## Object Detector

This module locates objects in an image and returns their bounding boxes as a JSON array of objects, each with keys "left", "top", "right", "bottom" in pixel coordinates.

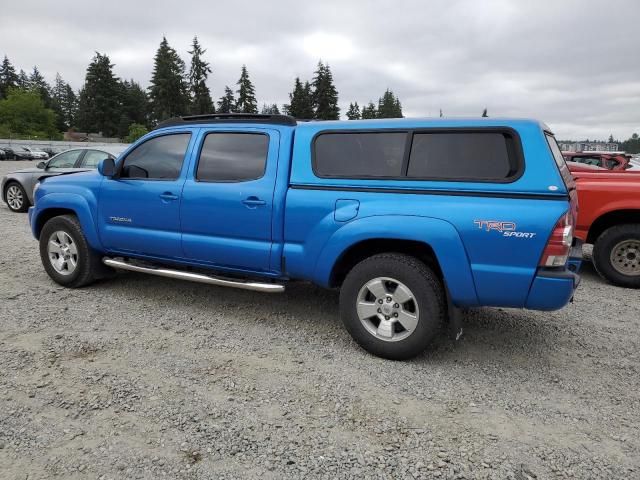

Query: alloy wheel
[
  {"left": 47, "top": 231, "right": 78, "bottom": 276},
  {"left": 356, "top": 277, "right": 420, "bottom": 342},
  {"left": 6, "top": 185, "right": 24, "bottom": 211}
]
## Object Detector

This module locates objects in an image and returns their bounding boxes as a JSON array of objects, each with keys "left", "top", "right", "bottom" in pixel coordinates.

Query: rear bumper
[{"left": 525, "top": 241, "right": 583, "bottom": 311}]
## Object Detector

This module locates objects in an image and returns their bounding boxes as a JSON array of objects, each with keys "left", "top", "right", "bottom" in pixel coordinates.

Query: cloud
[{"left": 1, "top": 0, "right": 639, "bottom": 139}]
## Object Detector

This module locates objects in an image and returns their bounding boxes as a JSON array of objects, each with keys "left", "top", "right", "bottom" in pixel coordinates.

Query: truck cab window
[
  {"left": 196, "top": 133, "right": 268, "bottom": 182},
  {"left": 120, "top": 133, "right": 191, "bottom": 179}
]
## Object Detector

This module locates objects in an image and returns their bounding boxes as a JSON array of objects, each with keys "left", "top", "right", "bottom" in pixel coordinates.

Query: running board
[{"left": 102, "top": 257, "right": 285, "bottom": 293}]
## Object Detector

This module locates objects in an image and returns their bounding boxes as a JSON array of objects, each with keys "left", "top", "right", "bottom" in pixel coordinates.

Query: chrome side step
[{"left": 102, "top": 257, "right": 285, "bottom": 293}]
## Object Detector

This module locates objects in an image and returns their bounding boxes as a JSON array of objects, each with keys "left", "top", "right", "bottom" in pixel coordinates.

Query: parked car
[
  {"left": 563, "top": 152, "right": 632, "bottom": 171},
  {"left": 2, "top": 147, "right": 16, "bottom": 160},
  {"left": 28, "top": 114, "right": 581, "bottom": 359},
  {"left": 566, "top": 161, "right": 606, "bottom": 172},
  {"left": 2, "top": 146, "right": 126, "bottom": 213},
  {"left": 0, "top": 148, "right": 7, "bottom": 160},
  {"left": 572, "top": 170, "right": 640, "bottom": 288},
  {"left": 13, "top": 146, "right": 49, "bottom": 161}
]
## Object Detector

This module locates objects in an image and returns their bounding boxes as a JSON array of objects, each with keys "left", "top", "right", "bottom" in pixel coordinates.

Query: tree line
[
  {"left": 0, "top": 36, "right": 406, "bottom": 141},
  {"left": 2, "top": 36, "right": 638, "bottom": 149}
]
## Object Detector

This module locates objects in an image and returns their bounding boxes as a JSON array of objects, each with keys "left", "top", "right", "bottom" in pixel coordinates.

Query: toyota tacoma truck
[
  {"left": 571, "top": 170, "right": 640, "bottom": 288},
  {"left": 28, "top": 114, "right": 581, "bottom": 359}
]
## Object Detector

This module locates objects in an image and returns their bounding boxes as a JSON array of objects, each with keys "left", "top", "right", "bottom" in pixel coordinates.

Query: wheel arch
[
  {"left": 32, "top": 193, "right": 102, "bottom": 251},
  {"left": 33, "top": 207, "right": 79, "bottom": 239},
  {"left": 587, "top": 209, "right": 640, "bottom": 244},
  {"left": 314, "top": 215, "right": 479, "bottom": 307},
  {"left": 329, "top": 238, "right": 443, "bottom": 287}
]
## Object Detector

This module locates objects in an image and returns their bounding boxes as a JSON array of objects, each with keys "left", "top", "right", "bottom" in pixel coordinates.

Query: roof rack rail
[{"left": 155, "top": 113, "right": 297, "bottom": 129}]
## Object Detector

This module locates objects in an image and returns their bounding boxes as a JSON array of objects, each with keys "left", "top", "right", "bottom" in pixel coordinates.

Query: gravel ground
[{"left": 1, "top": 160, "right": 639, "bottom": 480}]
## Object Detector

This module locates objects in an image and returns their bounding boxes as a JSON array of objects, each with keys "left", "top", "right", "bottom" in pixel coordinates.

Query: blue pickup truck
[{"left": 28, "top": 114, "right": 581, "bottom": 359}]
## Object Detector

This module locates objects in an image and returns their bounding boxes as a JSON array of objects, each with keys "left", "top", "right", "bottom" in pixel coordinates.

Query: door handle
[
  {"left": 242, "top": 196, "right": 267, "bottom": 208},
  {"left": 159, "top": 192, "right": 179, "bottom": 201}
]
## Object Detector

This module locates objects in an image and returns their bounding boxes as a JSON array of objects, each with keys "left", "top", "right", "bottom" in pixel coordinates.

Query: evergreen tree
[
  {"left": 149, "top": 36, "right": 190, "bottom": 123},
  {"left": 361, "top": 101, "right": 377, "bottom": 119},
  {"left": 482, "top": 108, "right": 488, "bottom": 117},
  {"left": 17, "top": 69, "right": 29, "bottom": 89},
  {"left": 608, "top": 134, "right": 614, "bottom": 143},
  {"left": 62, "top": 84, "right": 78, "bottom": 129},
  {"left": 76, "top": 52, "right": 122, "bottom": 136},
  {"left": 377, "top": 89, "right": 403, "bottom": 118},
  {"left": 217, "top": 86, "right": 235, "bottom": 113},
  {"left": 235, "top": 65, "right": 258, "bottom": 114},
  {"left": 261, "top": 103, "right": 280, "bottom": 114},
  {"left": 346, "top": 102, "right": 360, "bottom": 120},
  {"left": 188, "top": 36, "right": 214, "bottom": 115},
  {"left": 283, "top": 77, "right": 314, "bottom": 119},
  {"left": 29, "top": 66, "right": 53, "bottom": 108},
  {"left": 0, "top": 56, "right": 19, "bottom": 99},
  {"left": 51, "top": 73, "right": 69, "bottom": 131},
  {"left": 117, "top": 79, "right": 150, "bottom": 137},
  {"left": 312, "top": 61, "right": 339, "bottom": 120},
  {"left": 621, "top": 133, "right": 640, "bottom": 154}
]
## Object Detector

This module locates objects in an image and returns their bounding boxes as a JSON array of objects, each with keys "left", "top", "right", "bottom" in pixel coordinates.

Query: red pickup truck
[
  {"left": 564, "top": 152, "right": 635, "bottom": 171},
  {"left": 572, "top": 170, "right": 640, "bottom": 288}
]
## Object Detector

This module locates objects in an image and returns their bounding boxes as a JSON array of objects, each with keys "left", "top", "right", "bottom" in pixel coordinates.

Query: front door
[
  {"left": 98, "top": 132, "right": 193, "bottom": 259},
  {"left": 180, "top": 129, "right": 279, "bottom": 272}
]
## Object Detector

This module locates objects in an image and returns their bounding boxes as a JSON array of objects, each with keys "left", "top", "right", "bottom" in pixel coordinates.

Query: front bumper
[
  {"left": 525, "top": 241, "right": 583, "bottom": 311},
  {"left": 28, "top": 206, "right": 36, "bottom": 238}
]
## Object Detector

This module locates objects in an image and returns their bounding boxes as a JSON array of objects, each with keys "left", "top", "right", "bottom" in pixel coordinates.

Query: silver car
[{"left": 1, "top": 146, "right": 127, "bottom": 212}]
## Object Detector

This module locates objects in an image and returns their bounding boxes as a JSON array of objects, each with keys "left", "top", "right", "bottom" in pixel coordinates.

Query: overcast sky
[{"left": 2, "top": 0, "right": 639, "bottom": 140}]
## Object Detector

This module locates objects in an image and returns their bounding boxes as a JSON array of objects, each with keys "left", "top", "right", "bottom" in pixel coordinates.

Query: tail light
[{"left": 540, "top": 212, "right": 573, "bottom": 267}]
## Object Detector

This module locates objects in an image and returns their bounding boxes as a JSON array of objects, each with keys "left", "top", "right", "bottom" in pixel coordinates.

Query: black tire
[
  {"left": 4, "top": 181, "right": 30, "bottom": 213},
  {"left": 339, "top": 253, "right": 445, "bottom": 360},
  {"left": 39, "top": 215, "right": 107, "bottom": 288},
  {"left": 592, "top": 224, "right": 640, "bottom": 288}
]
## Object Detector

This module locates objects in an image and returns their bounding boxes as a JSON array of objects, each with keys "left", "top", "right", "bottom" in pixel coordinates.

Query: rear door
[{"left": 180, "top": 128, "right": 279, "bottom": 272}]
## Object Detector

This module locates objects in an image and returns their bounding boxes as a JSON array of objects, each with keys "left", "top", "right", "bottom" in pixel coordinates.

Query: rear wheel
[
  {"left": 4, "top": 182, "right": 29, "bottom": 213},
  {"left": 593, "top": 224, "right": 640, "bottom": 288},
  {"left": 39, "top": 215, "right": 106, "bottom": 288},
  {"left": 339, "top": 253, "right": 445, "bottom": 360}
]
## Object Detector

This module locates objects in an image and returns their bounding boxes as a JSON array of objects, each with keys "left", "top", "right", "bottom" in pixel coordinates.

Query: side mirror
[
  {"left": 36, "top": 161, "right": 46, "bottom": 169},
  {"left": 98, "top": 158, "right": 116, "bottom": 177}
]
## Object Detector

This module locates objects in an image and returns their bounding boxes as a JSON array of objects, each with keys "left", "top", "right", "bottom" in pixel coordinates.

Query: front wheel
[
  {"left": 4, "top": 182, "right": 29, "bottom": 213},
  {"left": 39, "top": 214, "right": 106, "bottom": 288},
  {"left": 593, "top": 224, "right": 640, "bottom": 288},
  {"left": 339, "top": 253, "right": 445, "bottom": 360}
]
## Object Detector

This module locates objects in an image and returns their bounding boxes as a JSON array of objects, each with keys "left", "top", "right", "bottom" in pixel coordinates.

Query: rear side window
[
  {"left": 120, "top": 133, "right": 191, "bottom": 180},
  {"left": 407, "top": 132, "right": 516, "bottom": 180},
  {"left": 197, "top": 133, "right": 268, "bottom": 182},
  {"left": 80, "top": 150, "right": 112, "bottom": 168},
  {"left": 314, "top": 132, "right": 407, "bottom": 178},
  {"left": 546, "top": 134, "right": 568, "bottom": 169}
]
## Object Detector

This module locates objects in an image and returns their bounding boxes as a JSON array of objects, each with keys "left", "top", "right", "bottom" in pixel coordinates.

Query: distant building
[
  {"left": 64, "top": 130, "right": 89, "bottom": 142},
  {"left": 558, "top": 141, "right": 620, "bottom": 152}
]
